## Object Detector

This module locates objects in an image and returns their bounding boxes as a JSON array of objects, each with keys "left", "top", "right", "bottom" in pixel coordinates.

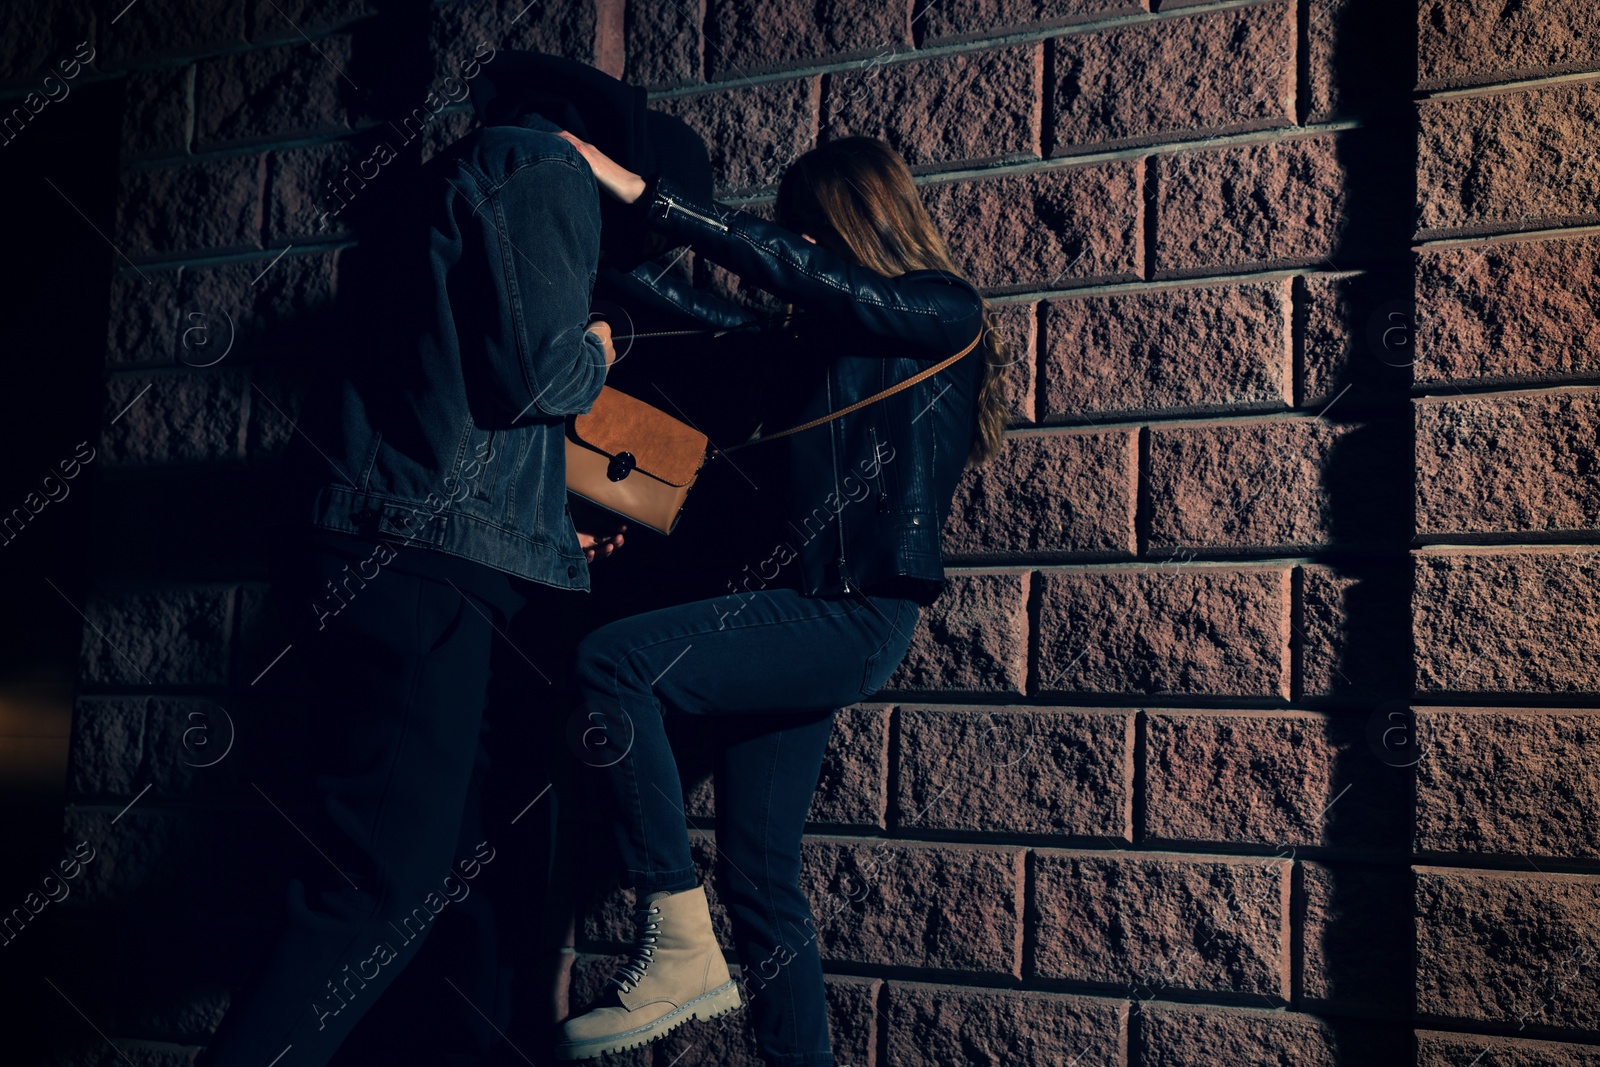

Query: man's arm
[{"left": 461, "top": 152, "right": 610, "bottom": 420}]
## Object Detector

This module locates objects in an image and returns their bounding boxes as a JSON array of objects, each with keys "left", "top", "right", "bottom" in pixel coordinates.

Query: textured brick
[
  {"left": 419, "top": 106, "right": 479, "bottom": 164},
  {"left": 1418, "top": 83, "right": 1600, "bottom": 238},
  {"left": 886, "top": 572, "right": 1029, "bottom": 694},
  {"left": 943, "top": 429, "right": 1137, "bottom": 561},
  {"left": 1139, "top": 1003, "right": 1336, "bottom": 1067},
  {"left": 987, "top": 301, "right": 1035, "bottom": 423},
  {"left": 1419, "top": 1030, "right": 1600, "bottom": 1067},
  {"left": 1413, "top": 548, "right": 1600, "bottom": 695},
  {"left": 1305, "top": 0, "right": 1415, "bottom": 125},
  {"left": 683, "top": 705, "right": 890, "bottom": 828},
  {"left": 655, "top": 77, "right": 819, "bottom": 196},
  {"left": 265, "top": 139, "right": 372, "bottom": 242},
  {"left": 1416, "top": 867, "right": 1600, "bottom": 1030},
  {"left": 1415, "top": 233, "right": 1600, "bottom": 386},
  {"left": 1042, "top": 280, "right": 1292, "bottom": 421},
  {"left": 1032, "top": 850, "right": 1291, "bottom": 997},
  {"left": 923, "top": 160, "right": 1142, "bottom": 293},
  {"left": 116, "top": 155, "right": 266, "bottom": 258},
  {"left": 246, "top": 368, "right": 312, "bottom": 460},
  {"left": 194, "top": 38, "right": 353, "bottom": 148},
  {"left": 66, "top": 696, "right": 146, "bottom": 798},
  {"left": 1418, "top": 0, "right": 1600, "bottom": 90},
  {"left": 916, "top": 0, "right": 1139, "bottom": 45},
  {"left": 1155, "top": 135, "right": 1350, "bottom": 277},
  {"left": 1145, "top": 711, "right": 1406, "bottom": 848},
  {"left": 429, "top": 0, "right": 610, "bottom": 82},
  {"left": 1146, "top": 416, "right": 1408, "bottom": 553},
  {"left": 1416, "top": 388, "right": 1600, "bottom": 538},
  {"left": 1036, "top": 567, "right": 1291, "bottom": 698},
  {"left": 655, "top": 974, "right": 879, "bottom": 1067},
  {"left": 121, "top": 65, "right": 192, "bottom": 160},
  {"left": 178, "top": 249, "right": 340, "bottom": 365},
  {"left": 886, "top": 982, "right": 1127, "bottom": 1066},
  {"left": 806, "top": 837, "right": 1025, "bottom": 975},
  {"left": 811, "top": 705, "right": 890, "bottom": 828},
  {"left": 1297, "top": 269, "right": 1414, "bottom": 408},
  {"left": 708, "top": 0, "right": 910, "bottom": 78},
  {"left": 77, "top": 586, "right": 234, "bottom": 688},
  {"left": 20, "top": 1039, "right": 201, "bottom": 1067},
  {"left": 826, "top": 43, "right": 1041, "bottom": 171},
  {"left": 1296, "top": 563, "right": 1411, "bottom": 700},
  {"left": 68, "top": 696, "right": 245, "bottom": 801},
  {"left": 0, "top": 0, "right": 89, "bottom": 88},
  {"left": 894, "top": 706, "right": 1134, "bottom": 837},
  {"left": 1051, "top": 1, "right": 1293, "bottom": 154},
  {"left": 623, "top": 0, "right": 701, "bottom": 88},
  {"left": 1416, "top": 708, "right": 1600, "bottom": 860},
  {"left": 100, "top": 371, "right": 247, "bottom": 467},
  {"left": 106, "top": 267, "right": 183, "bottom": 367},
  {"left": 97, "top": 0, "right": 247, "bottom": 66},
  {"left": 249, "top": 0, "right": 372, "bottom": 40},
  {"left": 1302, "top": 863, "right": 1411, "bottom": 1011}
]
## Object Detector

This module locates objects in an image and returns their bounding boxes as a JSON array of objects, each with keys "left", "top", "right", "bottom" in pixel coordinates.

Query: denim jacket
[{"left": 300, "top": 117, "right": 609, "bottom": 590}]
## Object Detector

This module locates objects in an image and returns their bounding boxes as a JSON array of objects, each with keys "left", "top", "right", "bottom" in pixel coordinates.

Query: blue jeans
[{"left": 574, "top": 588, "right": 920, "bottom": 1067}]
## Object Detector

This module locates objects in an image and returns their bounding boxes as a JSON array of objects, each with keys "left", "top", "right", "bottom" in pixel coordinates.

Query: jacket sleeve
[
  {"left": 465, "top": 154, "right": 609, "bottom": 420},
  {"left": 640, "top": 175, "right": 985, "bottom": 360},
  {"left": 598, "top": 255, "right": 762, "bottom": 332}
]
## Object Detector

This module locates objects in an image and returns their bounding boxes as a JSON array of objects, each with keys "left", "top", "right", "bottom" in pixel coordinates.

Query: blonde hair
[{"left": 775, "top": 137, "right": 1008, "bottom": 465}]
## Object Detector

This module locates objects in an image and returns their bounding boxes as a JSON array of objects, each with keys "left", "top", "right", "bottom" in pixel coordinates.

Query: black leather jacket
[{"left": 630, "top": 175, "right": 987, "bottom": 605}]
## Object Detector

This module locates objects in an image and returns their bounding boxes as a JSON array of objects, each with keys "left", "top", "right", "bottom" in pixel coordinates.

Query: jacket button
[{"left": 568, "top": 565, "right": 578, "bottom": 578}]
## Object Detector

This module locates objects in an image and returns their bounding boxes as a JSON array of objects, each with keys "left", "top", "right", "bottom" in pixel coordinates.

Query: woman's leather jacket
[{"left": 627, "top": 175, "right": 988, "bottom": 605}]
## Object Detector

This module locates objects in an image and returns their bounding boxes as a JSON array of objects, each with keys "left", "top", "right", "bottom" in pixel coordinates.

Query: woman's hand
[{"left": 556, "top": 130, "right": 646, "bottom": 204}]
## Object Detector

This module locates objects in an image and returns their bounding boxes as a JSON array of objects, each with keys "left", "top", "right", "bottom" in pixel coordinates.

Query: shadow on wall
[
  {"left": 1313, "top": 0, "right": 1418, "bottom": 1060},
  {"left": 0, "top": 73, "right": 121, "bottom": 1067}
]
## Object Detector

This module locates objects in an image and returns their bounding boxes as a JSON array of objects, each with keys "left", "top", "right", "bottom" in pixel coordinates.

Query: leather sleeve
[
  {"left": 598, "top": 256, "right": 762, "bottom": 332},
  {"left": 641, "top": 175, "right": 985, "bottom": 360}
]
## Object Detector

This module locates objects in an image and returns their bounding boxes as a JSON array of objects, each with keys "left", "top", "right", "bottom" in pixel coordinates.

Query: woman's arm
[
  {"left": 598, "top": 256, "right": 762, "bottom": 333},
  {"left": 559, "top": 132, "right": 984, "bottom": 360}
]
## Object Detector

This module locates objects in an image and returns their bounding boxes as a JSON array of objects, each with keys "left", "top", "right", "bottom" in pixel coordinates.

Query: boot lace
[{"left": 608, "top": 903, "right": 663, "bottom": 994}]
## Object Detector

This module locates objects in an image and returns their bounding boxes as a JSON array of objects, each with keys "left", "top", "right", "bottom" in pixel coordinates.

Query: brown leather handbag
[
  {"left": 566, "top": 328, "right": 983, "bottom": 535},
  {"left": 566, "top": 385, "right": 709, "bottom": 535}
]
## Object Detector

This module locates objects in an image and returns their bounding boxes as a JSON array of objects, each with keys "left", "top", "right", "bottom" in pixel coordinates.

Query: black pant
[{"left": 203, "top": 544, "right": 554, "bottom": 1067}]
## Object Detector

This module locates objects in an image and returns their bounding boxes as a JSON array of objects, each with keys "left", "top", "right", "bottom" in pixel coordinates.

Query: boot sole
[{"left": 554, "top": 980, "right": 742, "bottom": 1060}]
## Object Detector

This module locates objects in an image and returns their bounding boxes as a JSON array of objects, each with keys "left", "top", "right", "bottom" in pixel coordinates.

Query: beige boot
[{"left": 555, "top": 885, "right": 740, "bottom": 1060}]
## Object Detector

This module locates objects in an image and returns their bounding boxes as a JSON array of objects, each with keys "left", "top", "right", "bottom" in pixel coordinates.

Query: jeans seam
[
  {"left": 606, "top": 647, "right": 655, "bottom": 889},
  {"left": 597, "top": 592, "right": 868, "bottom": 668}
]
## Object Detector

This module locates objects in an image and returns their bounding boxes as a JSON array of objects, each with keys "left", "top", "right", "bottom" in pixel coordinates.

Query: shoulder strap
[{"left": 717, "top": 328, "right": 985, "bottom": 457}]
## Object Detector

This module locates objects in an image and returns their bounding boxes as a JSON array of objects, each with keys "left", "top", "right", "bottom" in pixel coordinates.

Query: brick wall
[{"left": 12, "top": 0, "right": 1599, "bottom": 1063}]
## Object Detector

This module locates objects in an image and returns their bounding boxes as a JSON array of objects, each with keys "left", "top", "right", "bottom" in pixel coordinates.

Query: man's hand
[
  {"left": 556, "top": 130, "right": 647, "bottom": 205},
  {"left": 577, "top": 527, "right": 625, "bottom": 563},
  {"left": 585, "top": 319, "right": 618, "bottom": 367}
]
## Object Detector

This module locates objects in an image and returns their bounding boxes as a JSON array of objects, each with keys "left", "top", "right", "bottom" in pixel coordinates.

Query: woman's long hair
[{"left": 775, "top": 137, "right": 1008, "bottom": 466}]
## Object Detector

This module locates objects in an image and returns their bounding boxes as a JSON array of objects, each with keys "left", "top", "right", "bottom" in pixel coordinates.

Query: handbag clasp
[{"left": 606, "top": 451, "right": 636, "bottom": 481}]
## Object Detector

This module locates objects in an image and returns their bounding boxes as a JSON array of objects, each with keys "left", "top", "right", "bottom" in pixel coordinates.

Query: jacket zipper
[
  {"left": 660, "top": 192, "right": 728, "bottom": 233},
  {"left": 869, "top": 425, "right": 889, "bottom": 514},
  {"left": 827, "top": 369, "right": 853, "bottom": 594}
]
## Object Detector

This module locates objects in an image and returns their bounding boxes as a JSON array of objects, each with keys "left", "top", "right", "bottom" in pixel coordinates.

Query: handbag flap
[{"left": 569, "top": 386, "right": 708, "bottom": 488}]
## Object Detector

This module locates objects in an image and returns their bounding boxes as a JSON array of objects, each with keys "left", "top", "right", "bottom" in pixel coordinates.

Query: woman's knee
[{"left": 574, "top": 623, "right": 635, "bottom": 695}]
